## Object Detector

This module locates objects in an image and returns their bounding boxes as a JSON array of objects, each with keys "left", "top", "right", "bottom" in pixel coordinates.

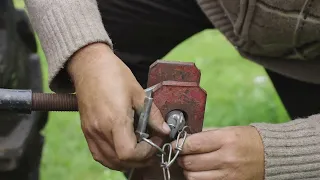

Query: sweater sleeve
[
  {"left": 24, "top": 0, "right": 113, "bottom": 93},
  {"left": 250, "top": 115, "right": 320, "bottom": 180}
]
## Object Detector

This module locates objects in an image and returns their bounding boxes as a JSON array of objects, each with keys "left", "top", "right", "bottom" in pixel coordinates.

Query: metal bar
[
  {"left": 0, "top": 88, "right": 78, "bottom": 113},
  {"left": 0, "top": 88, "right": 32, "bottom": 114},
  {"left": 135, "top": 88, "right": 153, "bottom": 142},
  {"left": 32, "top": 93, "right": 78, "bottom": 111}
]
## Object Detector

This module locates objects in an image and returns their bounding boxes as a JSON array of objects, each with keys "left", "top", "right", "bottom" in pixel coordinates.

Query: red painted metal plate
[
  {"left": 147, "top": 60, "right": 201, "bottom": 87},
  {"left": 131, "top": 60, "right": 207, "bottom": 180},
  {"left": 152, "top": 81, "right": 207, "bottom": 134},
  {"left": 131, "top": 81, "right": 207, "bottom": 180}
]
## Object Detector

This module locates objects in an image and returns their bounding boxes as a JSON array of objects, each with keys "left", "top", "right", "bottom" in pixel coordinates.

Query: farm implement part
[{"left": 0, "top": 60, "right": 207, "bottom": 180}]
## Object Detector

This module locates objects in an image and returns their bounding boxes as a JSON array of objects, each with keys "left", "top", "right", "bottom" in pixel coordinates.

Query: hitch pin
[{"left": 135, "top": 88, "right": 153, "bottom": 142}]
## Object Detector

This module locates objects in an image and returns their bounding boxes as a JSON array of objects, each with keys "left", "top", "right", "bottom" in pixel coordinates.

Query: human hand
[
  {"left": 67, "top": 43, "right": 171, "bottom": 170},
  {"left": 172, "top": 126, "right": 264, "bottom": 180}
]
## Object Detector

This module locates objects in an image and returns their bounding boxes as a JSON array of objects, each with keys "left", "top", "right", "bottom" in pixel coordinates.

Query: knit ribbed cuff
[
  {"left": 251, "top": 115, "right": 320, "bottom": 180},
  {"left": 26, "top": 0, "right": 112, "bottom": 93}
]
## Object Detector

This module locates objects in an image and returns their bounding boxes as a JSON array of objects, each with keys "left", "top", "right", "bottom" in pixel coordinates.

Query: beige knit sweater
[{"left": 24, "top": 0, "right": 320, "bottom": 179}]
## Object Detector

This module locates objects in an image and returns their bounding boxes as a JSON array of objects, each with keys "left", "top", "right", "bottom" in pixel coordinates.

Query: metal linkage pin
[
  {"left": 135, "top": 88, "right": 153, "bottom": 142},
  {"left": 166, "top": 110, "right": 186, "bottom": 139},
  {"left": 134, "top": 87, "right": 166, "bottom": 155}
]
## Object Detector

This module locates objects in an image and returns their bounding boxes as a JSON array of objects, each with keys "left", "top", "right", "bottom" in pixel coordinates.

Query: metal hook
[
  {"left": 165, "top": 126, "right": 189, "bottom": 168},
  {"left": 162, "top": 166, "right": 171, "bottom": 180},
  {"left": 161, "top": 143, "right": 173, "bottom": 180},
  {"left": 161, "top": 143, "right": 172, "bottom": 167},
  {"left": 175, "top": 126, "right": 189, "bottom": 151}
]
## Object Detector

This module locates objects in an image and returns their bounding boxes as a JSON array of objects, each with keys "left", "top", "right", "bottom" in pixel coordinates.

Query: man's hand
[
  {"left": 172, "top": 126, "right": 265, "bottom": 180},
  {"left": 67, "top": 43, "right": 171, "bottom": 170}
]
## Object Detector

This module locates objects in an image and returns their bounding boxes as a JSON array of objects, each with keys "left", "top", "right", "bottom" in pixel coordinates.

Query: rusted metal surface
[
  {"left": 130, "top": 82, "right": 207, "bottom": 180},
  {"left": 152, "top": 81, "right": 206, "bottom": 134},
  {"left": 0, "top": 89, "right": 78, "bottom": 113},
  {"left": 32, "top": 93, "right": 78, "bottom": 112},
  {"left": 147, "top": 60, "right": 201, "bottom": 87},
  {"left": 131, "top": 60, "right": 207, "bottom": 180}
]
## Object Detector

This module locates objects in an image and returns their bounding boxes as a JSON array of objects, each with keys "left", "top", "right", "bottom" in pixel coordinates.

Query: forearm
[
  {"left": 24, "top": 0, "right": 113, "bottom": 93},
  {"left": 251, "top": 115, "right": 320, "bottom": 180}
]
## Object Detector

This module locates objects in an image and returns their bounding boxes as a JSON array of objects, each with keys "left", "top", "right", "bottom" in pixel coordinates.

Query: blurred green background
[{"left": 14, "top": 0, "right": 289, "bottom": 179}]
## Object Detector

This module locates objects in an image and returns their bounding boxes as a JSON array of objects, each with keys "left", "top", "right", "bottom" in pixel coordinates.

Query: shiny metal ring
[{"left": 142, "top": 137, "right": 166, "bottom": 155}]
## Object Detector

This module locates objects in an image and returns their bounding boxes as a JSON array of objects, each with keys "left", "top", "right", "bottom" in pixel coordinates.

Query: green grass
[{"left": 14, "top": 0, "right": 289, "bottom": 179}]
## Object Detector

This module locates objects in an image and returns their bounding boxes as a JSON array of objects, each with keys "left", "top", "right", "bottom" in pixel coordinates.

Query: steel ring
[{"left": 142, "top": 137, "right": 166, "bottom": 155}]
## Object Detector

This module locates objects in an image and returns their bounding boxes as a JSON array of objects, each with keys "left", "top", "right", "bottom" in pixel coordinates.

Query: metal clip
[
  {"left": 161, "top": 144, "right": 173, "bottom": 180},
  {"left": 160, "top": 126, "right": 189, "bottom": 180},
  {"left": 165, "top": 126, "right": 188, "bottom": 168},
  {"left": 175, "top": 126, "right": 189, "bottom": 152}
]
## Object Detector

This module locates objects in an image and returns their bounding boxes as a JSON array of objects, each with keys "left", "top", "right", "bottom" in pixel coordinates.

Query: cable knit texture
[
  {"left": 251, "top": 115, "right": 320, "bottom": 179},
  {"left": 24, "top": 0, "right": 113, "bottom": 93},
  {"left": 196, "top": 0, "right": 320, "bottom": 85}
]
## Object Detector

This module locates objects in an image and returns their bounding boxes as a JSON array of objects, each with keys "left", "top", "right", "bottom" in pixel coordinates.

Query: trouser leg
[
  {"left": 98, "top": 0, "right": 213, "bottom": 88},
  {"left": 266, "top": 69, "right": 320, "bottom": 119}
]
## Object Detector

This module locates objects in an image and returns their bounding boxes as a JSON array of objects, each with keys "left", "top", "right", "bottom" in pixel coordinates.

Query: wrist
[{"left": 67, "top": 43, "right": 114, "bottom": 82}]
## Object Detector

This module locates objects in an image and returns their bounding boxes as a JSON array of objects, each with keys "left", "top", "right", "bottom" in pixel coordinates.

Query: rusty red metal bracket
[{"left": 130, "top": 60, "right": 207, "bottom": 180}]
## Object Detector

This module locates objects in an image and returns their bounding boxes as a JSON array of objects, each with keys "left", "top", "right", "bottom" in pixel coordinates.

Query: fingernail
[{"left": 162, "top": 122, "right": 171, "bottom": 134}]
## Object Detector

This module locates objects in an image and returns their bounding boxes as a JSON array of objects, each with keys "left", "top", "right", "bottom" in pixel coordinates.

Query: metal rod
[
  {"left": 32, "top": 93, "right": 78, "bottom": 111},
  {"left": 135, "top": 88, "right": 153, "bottom": 142},
  {"left": 0, "top": 88, "right": 78, "bottom": 113},
  {"left": 0, "top": 89, "right": 32, "bottom": 114}
]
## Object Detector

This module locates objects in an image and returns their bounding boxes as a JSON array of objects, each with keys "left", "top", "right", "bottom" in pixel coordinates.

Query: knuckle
[
  {"left": 82, "top": 126, "right": 94, "bottom": 136},
  {"left": 223, "top": 132, "right": 237, "bottom": 145},
  {"left": 91, "top": 152, "right": 103, "bottom": 164},
  {"left": 93, "top": 155, "right": 101, "bottom": 163},
  {"left": 92, "top": 154, "right": 123, "bottom": 171},
  {"left": 92, "top": 153, "right": 98, "bottom": 160},
  {"left": 82, "top": 121, "right": 102, "bottom": 135},
  {"left": 117, "top": 154, "right": 128, "bottom": 161},
  {"left": 103, "top": 162, "right": 123, "bottom": 171},
  {"left": 180, "top": 157, "right": 193, "bottom": 170},
  {"left": 117, "top": 149, "right": 134, "bottom": 161},
  {"left": 185, "top": 140, "right": 201, "bottom": 153},
  {"left": 223, "top": 154, "right": 238, "bottom": 166},
  {"left": 92, "top": 119, "right": 102, "bottom": 132}
]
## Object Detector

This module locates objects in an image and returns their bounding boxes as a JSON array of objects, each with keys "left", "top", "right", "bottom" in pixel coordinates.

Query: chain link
[
  {"left": 161, "top": 144, "right": 173, "bottom": 180},
  {"left": 160, "top": 126, "right": 189, "bottom": 180},
  {"left": 128, "top": 126, "right": 189, "bottom": 180}
]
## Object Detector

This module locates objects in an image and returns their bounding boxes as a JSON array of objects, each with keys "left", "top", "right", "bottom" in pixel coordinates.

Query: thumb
[
  {"left": 149, "top": 103, "right": 171, "bottom": 134},
  {"left": 133, "top": 88, "right": 171, "bottom": 135}
]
